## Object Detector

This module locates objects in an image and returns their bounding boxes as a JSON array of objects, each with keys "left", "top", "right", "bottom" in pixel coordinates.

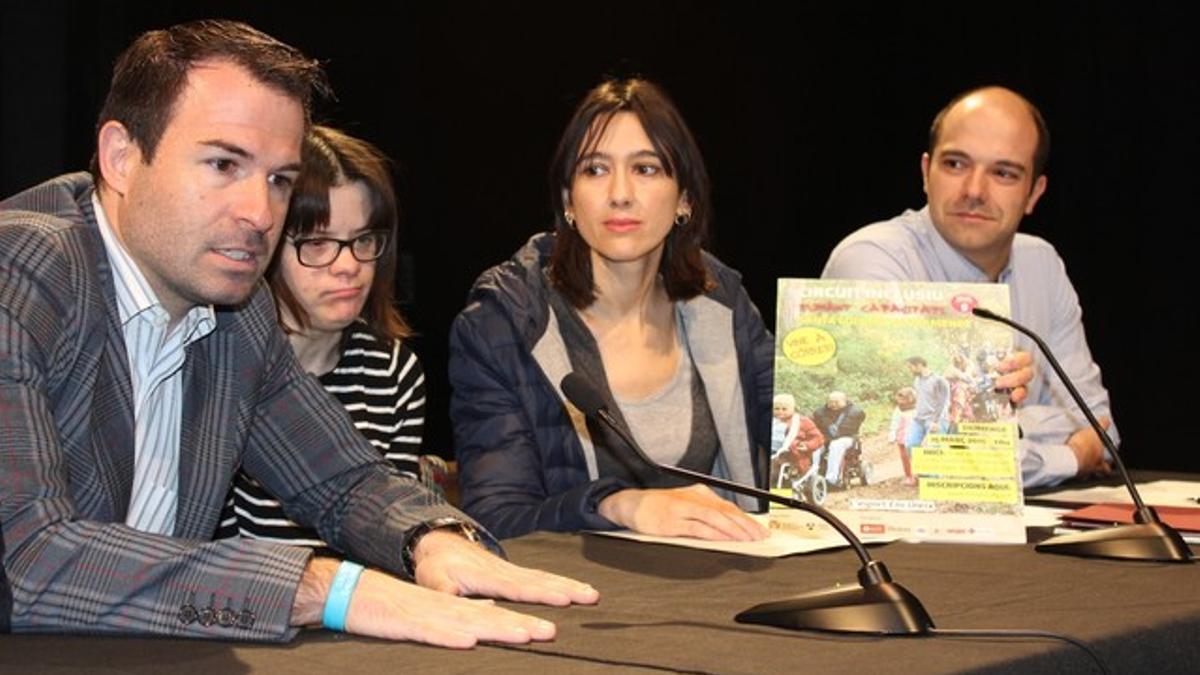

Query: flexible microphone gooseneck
[
  {"left": 560, "top": 372, "right": 935, "bottom": 634},
  {"left": 971, "top": 307, "right": 1192, "bottom": 562}
]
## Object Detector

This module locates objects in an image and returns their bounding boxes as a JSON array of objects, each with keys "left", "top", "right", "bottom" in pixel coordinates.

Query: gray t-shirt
[
  {"left": 548, "top": 290, "right": 720, "bottom": 486},
  {"left": 615, "top": 339, "right": 720, "bottom": 472}
]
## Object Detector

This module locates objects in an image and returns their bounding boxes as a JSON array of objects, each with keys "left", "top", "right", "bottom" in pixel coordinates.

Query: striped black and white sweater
[{"left": 215, "top": 323, "right": 425, "bottom": 548}]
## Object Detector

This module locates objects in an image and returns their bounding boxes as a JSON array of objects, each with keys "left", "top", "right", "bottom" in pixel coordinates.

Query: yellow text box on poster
[
  {"left": 919, "top": 478, "right": 1019, "bottom": 504},
  {"left": 920, "top": 434, "right": 979, "bottom": 447},
  {"left": 922, "top": 433, "right": 1015, "bottom": 451},
  {"left": 911, "top": 446, "right": 1016, "bottom": 478},
  {"left": 956, "top": 422, "right": 1018, "bottom": 439}
]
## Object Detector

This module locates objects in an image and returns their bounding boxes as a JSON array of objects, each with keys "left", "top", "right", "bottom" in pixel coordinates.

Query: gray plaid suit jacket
[{"left": 0, "top": 173, "right": 473, "bottom": 640}]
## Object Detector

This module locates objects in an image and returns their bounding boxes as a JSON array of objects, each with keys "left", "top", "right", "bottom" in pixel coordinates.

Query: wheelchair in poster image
[{"left": 773, "top": 438, "right": 873, "bottom": 505}]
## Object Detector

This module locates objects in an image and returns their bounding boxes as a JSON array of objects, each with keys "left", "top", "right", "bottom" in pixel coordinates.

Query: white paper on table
[
  {"left": 1032, "top": 480, "right": 1200, "bottom": 508},
  {"left": 590, "top": 513, "right": 898, "bottom": 558},
  {"left": 1021, "top": 504, "right": 1070, "bottom": 528}
]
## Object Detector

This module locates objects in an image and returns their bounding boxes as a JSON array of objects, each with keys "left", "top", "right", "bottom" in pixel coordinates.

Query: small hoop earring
[{"left": 674, "top": 213, "right": 690, "bottom": 228}]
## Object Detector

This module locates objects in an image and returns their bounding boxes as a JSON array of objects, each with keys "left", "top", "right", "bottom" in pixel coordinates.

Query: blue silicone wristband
[{"left": 321, "top": 561, "right": 365, "bottom": 632}]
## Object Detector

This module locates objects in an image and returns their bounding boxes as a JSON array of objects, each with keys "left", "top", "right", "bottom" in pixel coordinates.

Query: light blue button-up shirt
[
  {"left": 822, "top": 206, "right": 1117, "bottom": 489},
  {"left": 93, "top": 194, "right": 217, "bottom": 534}
]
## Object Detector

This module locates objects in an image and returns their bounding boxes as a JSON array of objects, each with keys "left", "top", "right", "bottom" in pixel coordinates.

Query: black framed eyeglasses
[{"left": 289, "top": 231, "right": 389, "bottom": 268}]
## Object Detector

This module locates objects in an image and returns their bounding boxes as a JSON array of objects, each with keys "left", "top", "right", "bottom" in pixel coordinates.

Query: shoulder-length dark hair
[
  {"left": 548, "top": 78, "right": 714, "bottom": 308},
  {"left": 270, "top": 125, "right": 411, "bottom": 340}
]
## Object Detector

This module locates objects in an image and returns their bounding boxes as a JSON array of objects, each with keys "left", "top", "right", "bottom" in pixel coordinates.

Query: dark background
[{"left": 3, "top": 2, "right": 1195, "bottom": 472}]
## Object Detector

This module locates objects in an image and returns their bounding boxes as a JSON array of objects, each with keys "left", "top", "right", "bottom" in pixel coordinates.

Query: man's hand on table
[{"left": 291, "top": 531, "right": 599, "bottom": 649}]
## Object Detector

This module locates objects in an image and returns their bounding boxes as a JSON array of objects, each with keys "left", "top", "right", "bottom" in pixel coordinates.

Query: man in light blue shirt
[{"left": 822, "top": 86, "right": 1115, "bottom": 489}]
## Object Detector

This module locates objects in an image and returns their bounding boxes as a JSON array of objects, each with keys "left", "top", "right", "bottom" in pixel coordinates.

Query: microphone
[
  {"left": 560, "top": 372, "right": 934, "bottom": 635},
  {"left": 971, "top": 307, "right": 1192, "bottom": 562}
]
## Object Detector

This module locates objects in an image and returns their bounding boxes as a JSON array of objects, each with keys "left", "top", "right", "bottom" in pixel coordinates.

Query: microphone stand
[
  {"left": 972, "top": 307, "right": 1192, "bottom": 562},
  {"left": 561, "top": 373, "right": 935, "bottom": 635}
]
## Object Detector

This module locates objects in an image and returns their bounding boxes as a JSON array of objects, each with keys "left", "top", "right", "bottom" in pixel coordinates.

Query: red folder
[{"left": 1060, "top": 503, "right": 1200, "bottom": 534}]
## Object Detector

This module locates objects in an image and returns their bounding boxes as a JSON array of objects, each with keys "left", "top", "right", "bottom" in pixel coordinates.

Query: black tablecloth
[{"left": 3, "top": 529, "right": 1198, "bottom": 674}]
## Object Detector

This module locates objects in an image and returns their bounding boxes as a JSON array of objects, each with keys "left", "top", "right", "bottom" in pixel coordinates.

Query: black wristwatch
[{"left": 401, "top": 517, "right": 482, "bottom": 577}]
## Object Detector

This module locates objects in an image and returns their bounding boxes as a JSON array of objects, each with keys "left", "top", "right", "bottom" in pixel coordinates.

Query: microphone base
[
  {"left": 735, "top": 581, "right": 934, "bottom": 635},
  {"left": 1036, "top": 522, "right": 1193, "bottom": 562}
]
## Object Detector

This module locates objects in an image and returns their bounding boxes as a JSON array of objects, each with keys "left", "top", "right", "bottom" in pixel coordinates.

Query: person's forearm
[
  {"left": 290, "top": 557, "right": 339, "bottom": 626},
  {"left": 1018, "top": 439, "right": 1079, "bottom": 489}
]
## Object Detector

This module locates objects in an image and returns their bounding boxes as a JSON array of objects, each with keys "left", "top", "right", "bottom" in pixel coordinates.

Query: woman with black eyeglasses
[{"left": 216, "top": 126, "right": 437, "bottom": 548}]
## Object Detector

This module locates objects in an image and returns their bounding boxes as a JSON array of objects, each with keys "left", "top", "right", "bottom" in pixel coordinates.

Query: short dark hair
[
  {"left": 270, "top": 126, "right": 411, "bottom": 341},
  {"left": 928, "top": 86, "right": 1051, "bottom": 180},
  {"left": 906, "top": 356, "right": 928, "bottom": 368},
  {"left": 548, "top": 78, "right": 714, "bottom": 308},
  {"left": 90, "top": 19, "right": 330, "bottom": 182}
]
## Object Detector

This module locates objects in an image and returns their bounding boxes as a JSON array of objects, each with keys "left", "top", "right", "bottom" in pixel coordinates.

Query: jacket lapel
[
  {"left": 533, "top": 309, "right": 602, "bottom": 479},
  {"left": 678, "top": 296, "right": 758, "bottom": 509},
  {"left": 81, "top": 189, "right": 138, "bottom": 519}
]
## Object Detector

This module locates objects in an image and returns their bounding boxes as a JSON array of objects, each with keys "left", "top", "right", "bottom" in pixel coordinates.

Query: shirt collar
[
  {"left": 916, "top": 205, "right": 1015, "bottom": 283},
  {"left": 92, "top": 193, "right": 216, "bottom": 343}
]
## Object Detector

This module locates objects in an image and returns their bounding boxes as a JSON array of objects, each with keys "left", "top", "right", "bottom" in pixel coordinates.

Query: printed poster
[{"left": 768, "top": 279, "right": 1025, "bottom": 544}]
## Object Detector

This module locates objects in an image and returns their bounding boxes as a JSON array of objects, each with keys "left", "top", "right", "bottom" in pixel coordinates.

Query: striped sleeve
[{"left": 216, "top": 326, "right": 425, "bottom": 547}]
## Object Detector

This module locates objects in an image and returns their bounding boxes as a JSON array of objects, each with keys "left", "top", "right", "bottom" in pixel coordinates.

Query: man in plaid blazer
[{"left": 0, "top": 20, "right": 596, "bottom": 646}]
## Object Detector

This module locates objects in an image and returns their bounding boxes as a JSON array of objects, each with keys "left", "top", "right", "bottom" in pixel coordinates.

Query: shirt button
[
  {"left": 217, "top": 608, "right": 236, "bottom": 628},
  {"left": 198, "top": 606, "right": 216, "bottom": 627}
]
